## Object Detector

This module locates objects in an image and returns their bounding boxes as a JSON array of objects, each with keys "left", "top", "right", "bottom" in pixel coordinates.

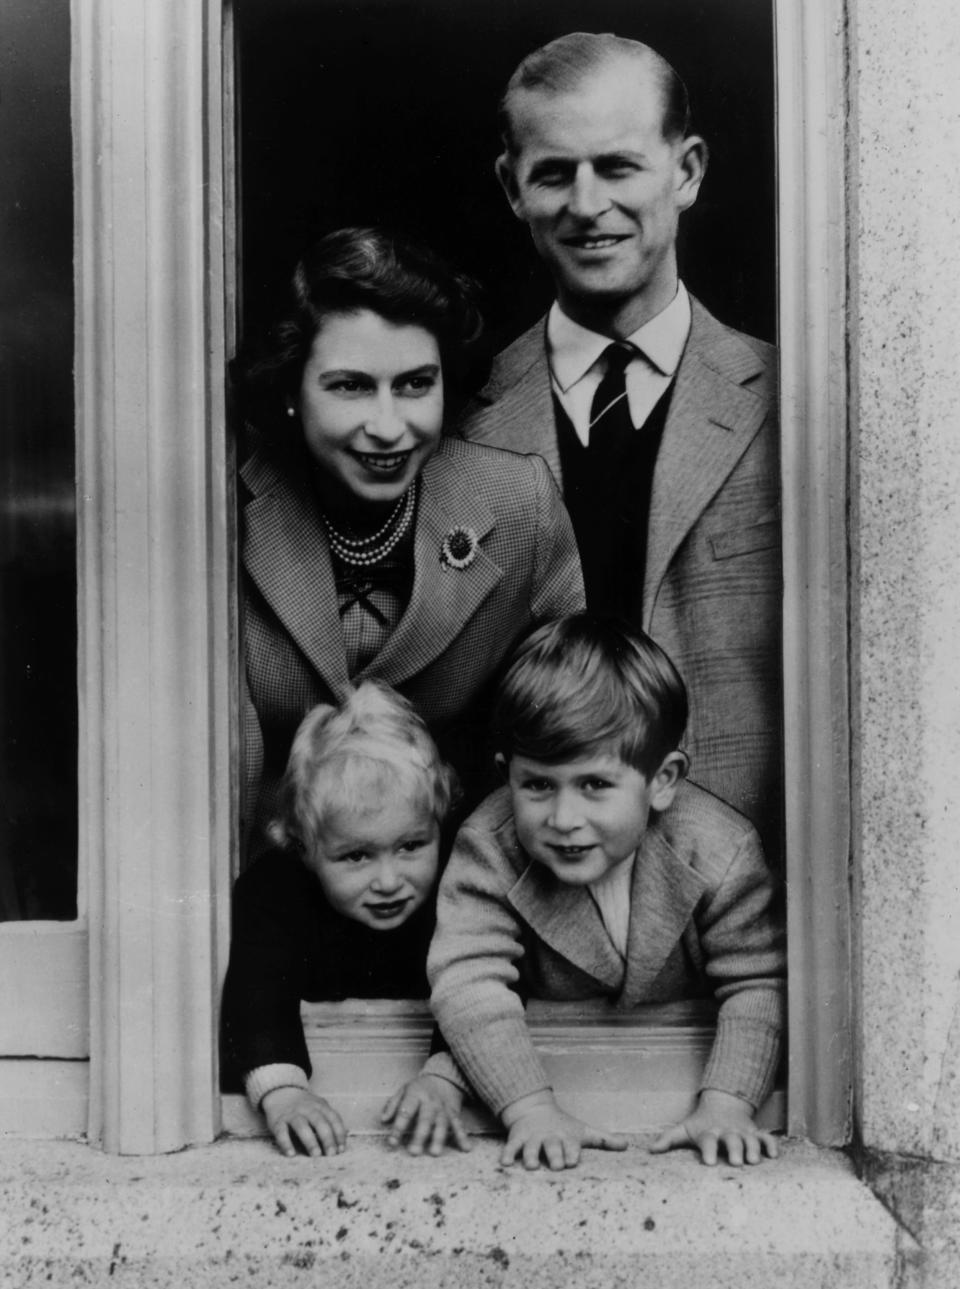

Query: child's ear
[{"left": 648, "top": 751, "right": 689, "bottom": 812}]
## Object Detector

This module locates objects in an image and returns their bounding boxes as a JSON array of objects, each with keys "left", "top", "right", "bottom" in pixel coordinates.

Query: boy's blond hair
[{"left": 269, "top": 681, "right": 458, "bottom": 852}]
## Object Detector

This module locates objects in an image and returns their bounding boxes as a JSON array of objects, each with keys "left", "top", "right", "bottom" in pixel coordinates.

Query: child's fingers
[
  {"left": 522, "top": 1136, "right": 546, "bottom": 1170},
  {"left": 448, "top": 1111, "right": 472, "bottom": 1153},
  {"left": 427, "top": 1111, "right": 449, "bottom": 1157},
  {"left": 722, "top": 1133, "right": 745, "bottom": 1167},
  {"left": 561, "top": 1138, "right": 582, "bottom": 1169},
  {"left": 697, "top": 1131, "right": 720, "bottom": 1166},
  {"left": 583, "top": 1128, "right": 629, "bottom": 1154},
  {"left": 649, "top": 1124, "right": 687, "bottom": 1154},
  {"left": 758, "top": 1131, "right": 780, "bottom": 1160},
  {"left": 406, "top": 1105, "right": 435, "bottom": 1156},
  {"left": 380, "top": 1088, "right": 403, "bottom": 1123},
  {"left": 294, "top": 1112, "right": 333, "bottom": 1157},
  {"left": 385, "top": 1095, "right": 419, "bottom": 1148},
  {"left": 271, "top": 1120, "right": 298, "bottom": 1159},
  {"left": 320, "top": 1103, "right": 349, "bottom": 1151},
  {"left": 741, "top": 1130, "right": 778, "bottom": 1164},
  {"left": 541, "top": 1136, "right": 567, "bottom": 1171},
  {"left": 307, "top": 1106, "right": 348, "bottom": 1155},
  {"left": 499, "top": 1129, "right": 524, "bottom": 1168}
]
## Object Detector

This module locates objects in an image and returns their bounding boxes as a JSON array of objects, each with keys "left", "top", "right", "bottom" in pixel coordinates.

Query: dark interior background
[
  {"left": 236, "top": 0, "right": 775, "bottom": 351},
  {"left": 0, "top": 0, "right": 77, "bottom": 920}
]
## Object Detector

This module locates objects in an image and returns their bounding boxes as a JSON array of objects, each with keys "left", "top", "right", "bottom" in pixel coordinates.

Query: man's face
[{"left": 498, "top": 60, "right": 705, "bottom": 333}]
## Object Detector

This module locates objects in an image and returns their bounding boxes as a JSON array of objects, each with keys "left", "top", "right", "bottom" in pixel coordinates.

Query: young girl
[{"left": 221, "top": 680, "right": 467, "bottom": 1157}]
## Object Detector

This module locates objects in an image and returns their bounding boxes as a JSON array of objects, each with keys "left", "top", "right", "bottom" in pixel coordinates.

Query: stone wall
[
  {"left": 850, "top": 0, "right": 960, "bottom": 1161},
  {"left": 850, "top": 1, "right": 960, "bottom": 1281}
]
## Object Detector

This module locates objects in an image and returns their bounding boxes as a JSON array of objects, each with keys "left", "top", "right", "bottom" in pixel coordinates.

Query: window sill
[{"left": 0, "top": 1136, "right": 912, "bottom": 1287}]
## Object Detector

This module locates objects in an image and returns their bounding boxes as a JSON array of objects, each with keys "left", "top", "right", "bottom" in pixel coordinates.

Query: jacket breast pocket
[{"left": 708, "top": 519, "right": 780, "bottom": 561}]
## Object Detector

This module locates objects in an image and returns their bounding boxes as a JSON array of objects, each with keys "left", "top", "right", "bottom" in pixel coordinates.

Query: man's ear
[
  {"left": 648, "top": 750, "right": 689, "bottom": 812},
  {"left": 495, "top": 152, "right": 526, "bottom": 220},
  {"left": 674, "top": 134, "right": 708, "bottom": 213}
]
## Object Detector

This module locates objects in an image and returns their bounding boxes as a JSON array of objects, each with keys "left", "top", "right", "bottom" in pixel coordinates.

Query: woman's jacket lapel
[{"left": 240, "top": 437, "right": 504, "bottom": 697}]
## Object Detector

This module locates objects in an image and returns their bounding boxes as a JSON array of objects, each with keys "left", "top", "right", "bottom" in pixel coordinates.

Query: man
[{"left": 458, "top": 33, "right": 782, "bottom": 860}]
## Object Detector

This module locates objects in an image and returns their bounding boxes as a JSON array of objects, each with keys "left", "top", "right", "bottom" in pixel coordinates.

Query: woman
[{"left": 236, "top": 227, "right": 584, "bottom": 855}]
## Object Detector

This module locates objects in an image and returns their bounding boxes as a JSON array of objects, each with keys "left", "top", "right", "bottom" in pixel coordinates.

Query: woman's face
[{"left": 297, "top": 309, "right": 444, "bottom": 513}]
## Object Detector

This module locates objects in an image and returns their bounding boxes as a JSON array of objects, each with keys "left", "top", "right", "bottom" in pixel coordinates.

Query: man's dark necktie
[
  {"left": 588, "top": 343, "right": 635, "bottom": 456},
  {"left": 567, "top": 340, "right": 667, "bottom": 622}
]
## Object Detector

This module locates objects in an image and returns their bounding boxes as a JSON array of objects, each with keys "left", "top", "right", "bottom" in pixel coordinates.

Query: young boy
[
  {"left": 221, "top": 680, "right": 469, "bottom": 1158},
  {"left": 427, "top": 616, "right": 786, "bottom": 1170}
]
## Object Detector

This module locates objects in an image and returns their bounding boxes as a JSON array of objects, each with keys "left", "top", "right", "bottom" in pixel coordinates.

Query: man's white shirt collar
[
  {"left": 547, "top": 285, "right": 692, "bottom": 445},
  {"left": 548, "top": 284, "right": 691, "bottom": 391}
]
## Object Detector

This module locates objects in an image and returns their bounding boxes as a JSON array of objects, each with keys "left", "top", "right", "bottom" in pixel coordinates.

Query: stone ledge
[
  {"left": 1, "top": 1136, "right": 915, "bottom": 1288},
  {"left": 861, "top": 1151, "right": 960, "bottom": 1289}
]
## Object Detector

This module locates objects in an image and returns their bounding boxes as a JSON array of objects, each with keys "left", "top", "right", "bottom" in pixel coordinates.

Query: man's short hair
[
  {"left": 492, "top": 615, "right": 688, "bottom": 781},
  {"left": 269, "top": 680, "right": 459, "bottom": 852},
  {"left": 499, "top": 32, "right": 691, "bottom": 155}
]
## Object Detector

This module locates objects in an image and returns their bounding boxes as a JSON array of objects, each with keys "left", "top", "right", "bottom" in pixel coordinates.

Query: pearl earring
[{"left": 286, "top": 405, "right": 296, "bottom": 418}]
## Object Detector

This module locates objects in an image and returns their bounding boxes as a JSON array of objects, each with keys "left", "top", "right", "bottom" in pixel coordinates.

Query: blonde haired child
[{"left": 221, "top": 680, "right": 464, "bottom": 1157}]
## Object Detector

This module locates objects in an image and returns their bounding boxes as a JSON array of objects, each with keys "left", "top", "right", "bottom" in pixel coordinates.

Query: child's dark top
[{"left": 221, "top": 847, "right": 434, "bottom": 1090}]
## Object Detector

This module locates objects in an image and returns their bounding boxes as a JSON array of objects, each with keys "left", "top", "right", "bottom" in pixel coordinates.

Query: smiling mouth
[
  {"left": 548, "top": 843, "right": 594, "bottom": 859},
  {"left": 350, "top": 450, "right": 414, "bottom": 474},
  {"left": 365, "top": 898, "right": 410, "bottom": 919},
  {"left": 562, "top": 234, "right": 629, "bottom": 251}
]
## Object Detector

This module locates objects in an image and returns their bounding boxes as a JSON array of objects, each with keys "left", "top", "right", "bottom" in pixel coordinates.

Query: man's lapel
[
  {"left": 508, "top": 863, "right": 625, "bottom": 991},
  {"left": 642, "top": 299, "right": 772, "bottom": 623},
  {"left": 240, "top": 447, "right": 351, "bottom": 700},
  {"left": 621, "top": 820, "right": 707, "bottom": 1004},
  {"left": 461, "top": 320, "right": 563, "bottom": 485},
  {"left": 360, "top": 442, "right": 504, "bottom": 688}
]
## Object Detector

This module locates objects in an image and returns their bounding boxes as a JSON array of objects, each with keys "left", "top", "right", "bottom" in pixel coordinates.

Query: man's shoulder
[
  {"left": 455, "top": 318, "right": 558, "bottom": 462},
  {"left": 458, "top": 318, "right": 548, "bottom": 415},
  {"left": 482, "top": 319, "right": 548, "bottom": 391},
  {"left": 686, "top": 295, "right": 778, "bottom": 394}
]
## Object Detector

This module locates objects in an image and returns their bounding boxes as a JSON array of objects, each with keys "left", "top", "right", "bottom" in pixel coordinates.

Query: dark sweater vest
[{"left": 555, "top": 384, "right": 674, "bottom": 623}]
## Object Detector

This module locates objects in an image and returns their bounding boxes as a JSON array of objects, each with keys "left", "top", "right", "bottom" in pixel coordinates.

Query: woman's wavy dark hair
[{"left": 233, "top": 227, "right": 486, "bottom": 445}]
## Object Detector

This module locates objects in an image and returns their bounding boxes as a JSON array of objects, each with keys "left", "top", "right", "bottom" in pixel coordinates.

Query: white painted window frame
[{"left": 0, "top": 0, "right": 849, "bottom": 1152}]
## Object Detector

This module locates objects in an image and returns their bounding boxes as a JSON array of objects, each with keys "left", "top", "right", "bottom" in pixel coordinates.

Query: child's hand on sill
[
  {"left": 499, "top": 1090, "right": 628, "bottom": 1171},
  {"left": 650, "top": 1088, "right": 779, "bottom": 1166},
  {"left": 381, "top": 1074, "right": 472, "bottom": 1156},
  {"left": 261, "top": 1086, "right": 347, "bottom": 1158}
]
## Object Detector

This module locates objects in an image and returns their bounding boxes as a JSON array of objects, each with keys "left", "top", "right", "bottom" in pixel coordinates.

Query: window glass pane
[{"left": 0, "top": 0, "right": 77, "bottom": 921}]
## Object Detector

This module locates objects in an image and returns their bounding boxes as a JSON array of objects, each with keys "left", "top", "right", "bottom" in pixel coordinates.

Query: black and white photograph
[{"left": 1, "top": 0, "right": 958, "bottom": 1284}]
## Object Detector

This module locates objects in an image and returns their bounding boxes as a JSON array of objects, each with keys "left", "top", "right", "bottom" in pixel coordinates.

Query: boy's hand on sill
[
  {"left": 499, "top": 1090, "right": 628, "bottom": 1171},
  {"left": 381, "top": 1074, "right": 472, "bottom": 1156},
  {"left": 650, "top": 1088, "right": 779, "bottom": 1166},
  {"left": 261, "top": 1086, "right": 347, "bottom": 1158}
]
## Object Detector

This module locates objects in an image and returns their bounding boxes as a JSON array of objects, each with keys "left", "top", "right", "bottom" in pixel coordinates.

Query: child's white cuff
[
  {"left": 420, "top": 1050, "right": 471, "bottom": 1095},
  {"left": 244, "top": 1063, "right": 309, "bottom": 1111}
]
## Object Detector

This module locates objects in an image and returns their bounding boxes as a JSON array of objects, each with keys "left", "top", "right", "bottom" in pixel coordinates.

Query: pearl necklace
[{"left": 322, "top": 484, "right": 416, "bottom": 567}]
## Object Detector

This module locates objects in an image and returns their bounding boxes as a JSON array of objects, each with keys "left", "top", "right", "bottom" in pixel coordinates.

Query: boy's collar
[{"left": 507, "top": 803, "right": 708, "bottom": 997}]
